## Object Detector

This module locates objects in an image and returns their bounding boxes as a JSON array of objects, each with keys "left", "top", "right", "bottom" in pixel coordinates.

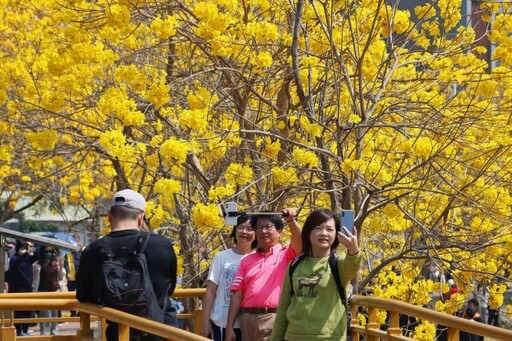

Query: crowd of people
[
  {"left": 74, "top": 189, "right": 363, "bottom": 341},
  {"left": 4, "top": 237, "right": 81, "bottom": 336},
  {"left": 4, "top": 188, "right": 505, "bottom": 341}
]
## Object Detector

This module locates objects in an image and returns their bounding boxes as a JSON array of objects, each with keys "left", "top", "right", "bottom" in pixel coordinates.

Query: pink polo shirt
[{"left": 231, "top": 243, "right": 297, "bottom": 308}]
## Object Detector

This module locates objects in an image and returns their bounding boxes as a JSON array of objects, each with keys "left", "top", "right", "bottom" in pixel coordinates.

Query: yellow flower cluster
[
  {"left": 271, "top": 167, "right": 298, "bottom": 185},
  {"left": 410, "top": 321, "right": 436, "bottom": 341},
  {"left": 437, "top": 0, "right": 462, "bottom": 31},
  {"left": 401, "top": 137, "right": 434, "bottom": 159},
  {"left": 25, "top": 130, "right": 58, "bottom": 151},
  {"left": 292, "top": 148, "right": 319, "bottom": 167},
  {"left": 380, "top": 7, "right": 411, "bottom": 36},
  {"left": 435, "top": 292, "right": 465, "bottom": 315},
  {"left": 146, "top": 81, "right": 170, "bottom": 108},
  {"left": 225, "top": 163, "right": 253, "bottom": 186},
  {"left": 114, "top": 65, "right": 147, "bottom": 92},
  {"left": 98, "top": 88, "right": 145, "bottom": 126},
  {"left": 187, "top": 86, "right": 218, "bottom": 110},
  {"left": 178, "top": 109, "right": 209, "bottom": 132},
  {"left": 145, "top": 201, "right": 170, "bottom": 230},
  {"left": 488, "top": 284, "right": 507, "bottom": 309},
  {"left": 262, "top": 138, "right": 281, "bottom": 158},
  {"left": 99, "top": 130, "right": 131, "bottom": 159},
  {"left": 208, "top": 137, "right": 227, "bottom": 159},
  {"left": 192, "top": 202, "right": 225, "bottom": 230},
  {"left": 208, "top": 185, "right": 235, "bottom": 201},
  {"left": 106, "top": 4, "right": 131, "bottom": 29},
  {"left": 154, "top": 178, "right": 182, "bottom": 197},
  {"left": 160, "top": 137, "right": 190, "bottom": 165},
  {"left": 150, "top": 15, "right": 178, "bottom": 39}
]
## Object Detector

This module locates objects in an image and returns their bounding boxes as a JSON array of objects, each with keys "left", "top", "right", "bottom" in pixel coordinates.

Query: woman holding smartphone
[{"left": 270, "top": 209, "right": 362, "bottom": 341}]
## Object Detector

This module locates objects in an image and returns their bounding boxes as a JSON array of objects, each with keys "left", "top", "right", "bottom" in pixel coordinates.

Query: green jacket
[{"left": 270, "top": 252, "right": 362, "bottom": 341}]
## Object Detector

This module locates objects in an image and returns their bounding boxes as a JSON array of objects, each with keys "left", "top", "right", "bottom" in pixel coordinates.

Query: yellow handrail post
[
  {"left": 447, "top": 327, "right": 460, "bottom": 341},
  {"left": 102, "top": 317, "right": 107, "bottom": 340},
  {"left": 118, "top": 323, "right": 130, "bottom": 340},
  {"left": 387, "top": 310, "right": 402, "bottom": 337},
  {"left": 77, "top": 311, "right": 94, "bottom": 339},
  {"left": 194, "top": 308, "right": 203, "bottom": 336},
  {"left": 350, "top": 303, "right": 359, "bottom": 341},
  {"left": 366, "top": 307, "right": 379, "bottom": 341},
  {"left": 0, "top": 310, "right": 15, "bottom": 341}
]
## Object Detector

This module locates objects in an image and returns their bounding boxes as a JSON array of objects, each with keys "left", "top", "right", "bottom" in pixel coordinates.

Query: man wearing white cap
[{"left": 77, "top": 189, "right": 178, "bottom": 341}]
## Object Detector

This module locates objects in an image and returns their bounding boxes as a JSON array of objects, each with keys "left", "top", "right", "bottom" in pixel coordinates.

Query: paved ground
[{"left": 27, "top": 320, "right": 100, "bottom": 337}]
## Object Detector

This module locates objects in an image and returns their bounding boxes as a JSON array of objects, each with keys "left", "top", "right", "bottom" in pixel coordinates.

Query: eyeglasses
[
  {"left": 255, "top": 224, "right": 275, "bottom": 232},
  {"left": 236, "top": 224, "right": 254, "bottom": 232}
]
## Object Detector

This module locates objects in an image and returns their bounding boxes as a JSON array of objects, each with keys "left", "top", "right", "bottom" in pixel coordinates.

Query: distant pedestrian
[
  {"left": 6, "top": 241, "right": 39, "bottom": 336},
  {"left": 38, "top": 246, "right": 62, "bottom": 335},
  {"left": 460, "top": 298, "right": 485, "bottom": 341}
]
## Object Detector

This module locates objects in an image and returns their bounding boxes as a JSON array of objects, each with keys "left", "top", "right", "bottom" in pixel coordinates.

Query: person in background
[
  {"left": 460, "top": 298, "right": 485, "bottom": 341},
  {"left": 225, "top": 208, "right": 301, "bottom": 341},
  {"left": 64, "top": 234, "right": 82, "bottom": 317},
  {"left": 38, "top": 246, "right": 63, "bottom": 335},
  {"left": 201, "top": 213, "right": 257, "bottom": 341},
  {"left": 5, "top": 241, "right": 39, "bottom": 336},
  {"left": 171, "top": 299, "right": 185, "bottom": 329},
  {"left": 270, "top": 209, "right": 361, "bottom": 341}
]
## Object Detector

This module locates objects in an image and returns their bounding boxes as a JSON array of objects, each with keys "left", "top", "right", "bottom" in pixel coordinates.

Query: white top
[{"left": 207, "top": 248, "right": 251, "bottom": 328}]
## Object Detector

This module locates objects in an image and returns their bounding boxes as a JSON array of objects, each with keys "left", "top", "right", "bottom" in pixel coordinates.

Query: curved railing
[
  {"left": 0, "top": 290, "right": 208, "bottom": 340},
  {"left": 1, "top": 290, "right": 511, "bottom": 340},
  {"left": 349, "top": 295, "right": 512, "bottom": 341}
]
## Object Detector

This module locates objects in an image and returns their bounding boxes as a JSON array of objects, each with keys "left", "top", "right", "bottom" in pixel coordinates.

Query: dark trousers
[
  {"left": 488, "top": 308, "right": 499, "bottom": 326},
  {"left": 211, "top": 322, "right": 242, "bottom": 341},
  {"left": 9, "top": 285, "right": 33, "bottom": 335},
  {"left": 14, "top": 310, "right": 31, "bottom": 335}
]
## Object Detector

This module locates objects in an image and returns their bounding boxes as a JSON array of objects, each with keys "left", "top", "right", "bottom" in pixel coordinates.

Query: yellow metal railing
[
  {"left": 350, "top": 295, "right": 512, "bottom": 341},
  {"left": 0, "top": 290, "right": 208, "bottom": 341},
  {"left": 1, "top": 290, "right": 512, "bottom": 340}
]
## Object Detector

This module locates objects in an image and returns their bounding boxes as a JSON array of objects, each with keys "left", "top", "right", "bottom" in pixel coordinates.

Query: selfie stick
[{"left": 223, "top": 202, "right": 289, "bottom": 226}]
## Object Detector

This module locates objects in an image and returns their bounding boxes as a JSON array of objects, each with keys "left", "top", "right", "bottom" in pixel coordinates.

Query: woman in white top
[{"left": 202, "top": 213, "right": 257, "bottom": 341}]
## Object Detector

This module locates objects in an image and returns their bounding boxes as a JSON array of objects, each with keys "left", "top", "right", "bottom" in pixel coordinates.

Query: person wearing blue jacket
[{"left": 6, "top": 241, "right": 39, "bottom": 336}]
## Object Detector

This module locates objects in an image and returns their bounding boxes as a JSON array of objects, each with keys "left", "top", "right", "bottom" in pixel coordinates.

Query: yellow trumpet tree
[{"left": 2, "top": 0, "right": 512, "bottom": 330}]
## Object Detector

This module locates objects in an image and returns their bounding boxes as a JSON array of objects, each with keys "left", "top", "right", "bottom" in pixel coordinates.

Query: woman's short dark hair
[
  {"left": 250, "top": 213, "right": 284, "bottom": 230},
  {"left": 301, "top": 209, "right": 340, "bottom": 256},
  {"left": 231, "top": 213, "right": 258, "bottom": 249}
]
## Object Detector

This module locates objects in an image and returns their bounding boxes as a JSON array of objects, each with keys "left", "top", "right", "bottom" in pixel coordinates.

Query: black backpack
[
  {"left": 289, "top": 253, "right": 348, "bottom": 310},
  {"left": 96, "top": 233, "right": 164, "bottom": 324}
]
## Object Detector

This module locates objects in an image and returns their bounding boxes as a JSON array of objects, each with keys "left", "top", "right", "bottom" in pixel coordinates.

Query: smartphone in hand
[{"left": 341, "top": 210, "right": 355, "bottom": 236}]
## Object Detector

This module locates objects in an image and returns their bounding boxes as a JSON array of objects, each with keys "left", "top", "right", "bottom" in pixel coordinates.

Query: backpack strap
[
  {"left": 96, "top": 238, "right": 115, "bottom": 261},
  {"left": 289, "top": 254, "right": 306, "bottom": 296},
  {"left": 134, "top": 232, "right": 151, "bottom": 255},
  {"left": 329, "top": 253, "right": 347, "bottom": 309}
]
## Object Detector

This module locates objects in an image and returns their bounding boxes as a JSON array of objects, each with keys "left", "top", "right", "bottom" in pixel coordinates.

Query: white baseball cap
[{"left": 110, "top": 189, "right": 146, "bottom": 212}]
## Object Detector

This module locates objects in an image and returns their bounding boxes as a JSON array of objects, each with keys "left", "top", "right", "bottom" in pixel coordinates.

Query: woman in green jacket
[{"left": 270, "top": 209, "right": 362, "bottom": 341}]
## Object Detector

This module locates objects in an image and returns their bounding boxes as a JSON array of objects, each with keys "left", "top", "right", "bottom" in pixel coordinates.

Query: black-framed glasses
[{"left": 255, "top": 224, "right": 275, "bottom": 232}]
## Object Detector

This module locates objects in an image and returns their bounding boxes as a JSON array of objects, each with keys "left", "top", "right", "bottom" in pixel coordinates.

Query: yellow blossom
[
  {"left": 225, "top": 163, "right": 253, "bottom": 185},
  {"left": 292, "top": 148, "right": 319, "bottom": 167},
  {"left": 106, "top": 4, "right": 131, "bottom": 29},
  {"left": 26, "top": 130, "right": 58, "bottom": 151},
  {"left": 192, "top": 203, "right": 224, "bottom": 230}
]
